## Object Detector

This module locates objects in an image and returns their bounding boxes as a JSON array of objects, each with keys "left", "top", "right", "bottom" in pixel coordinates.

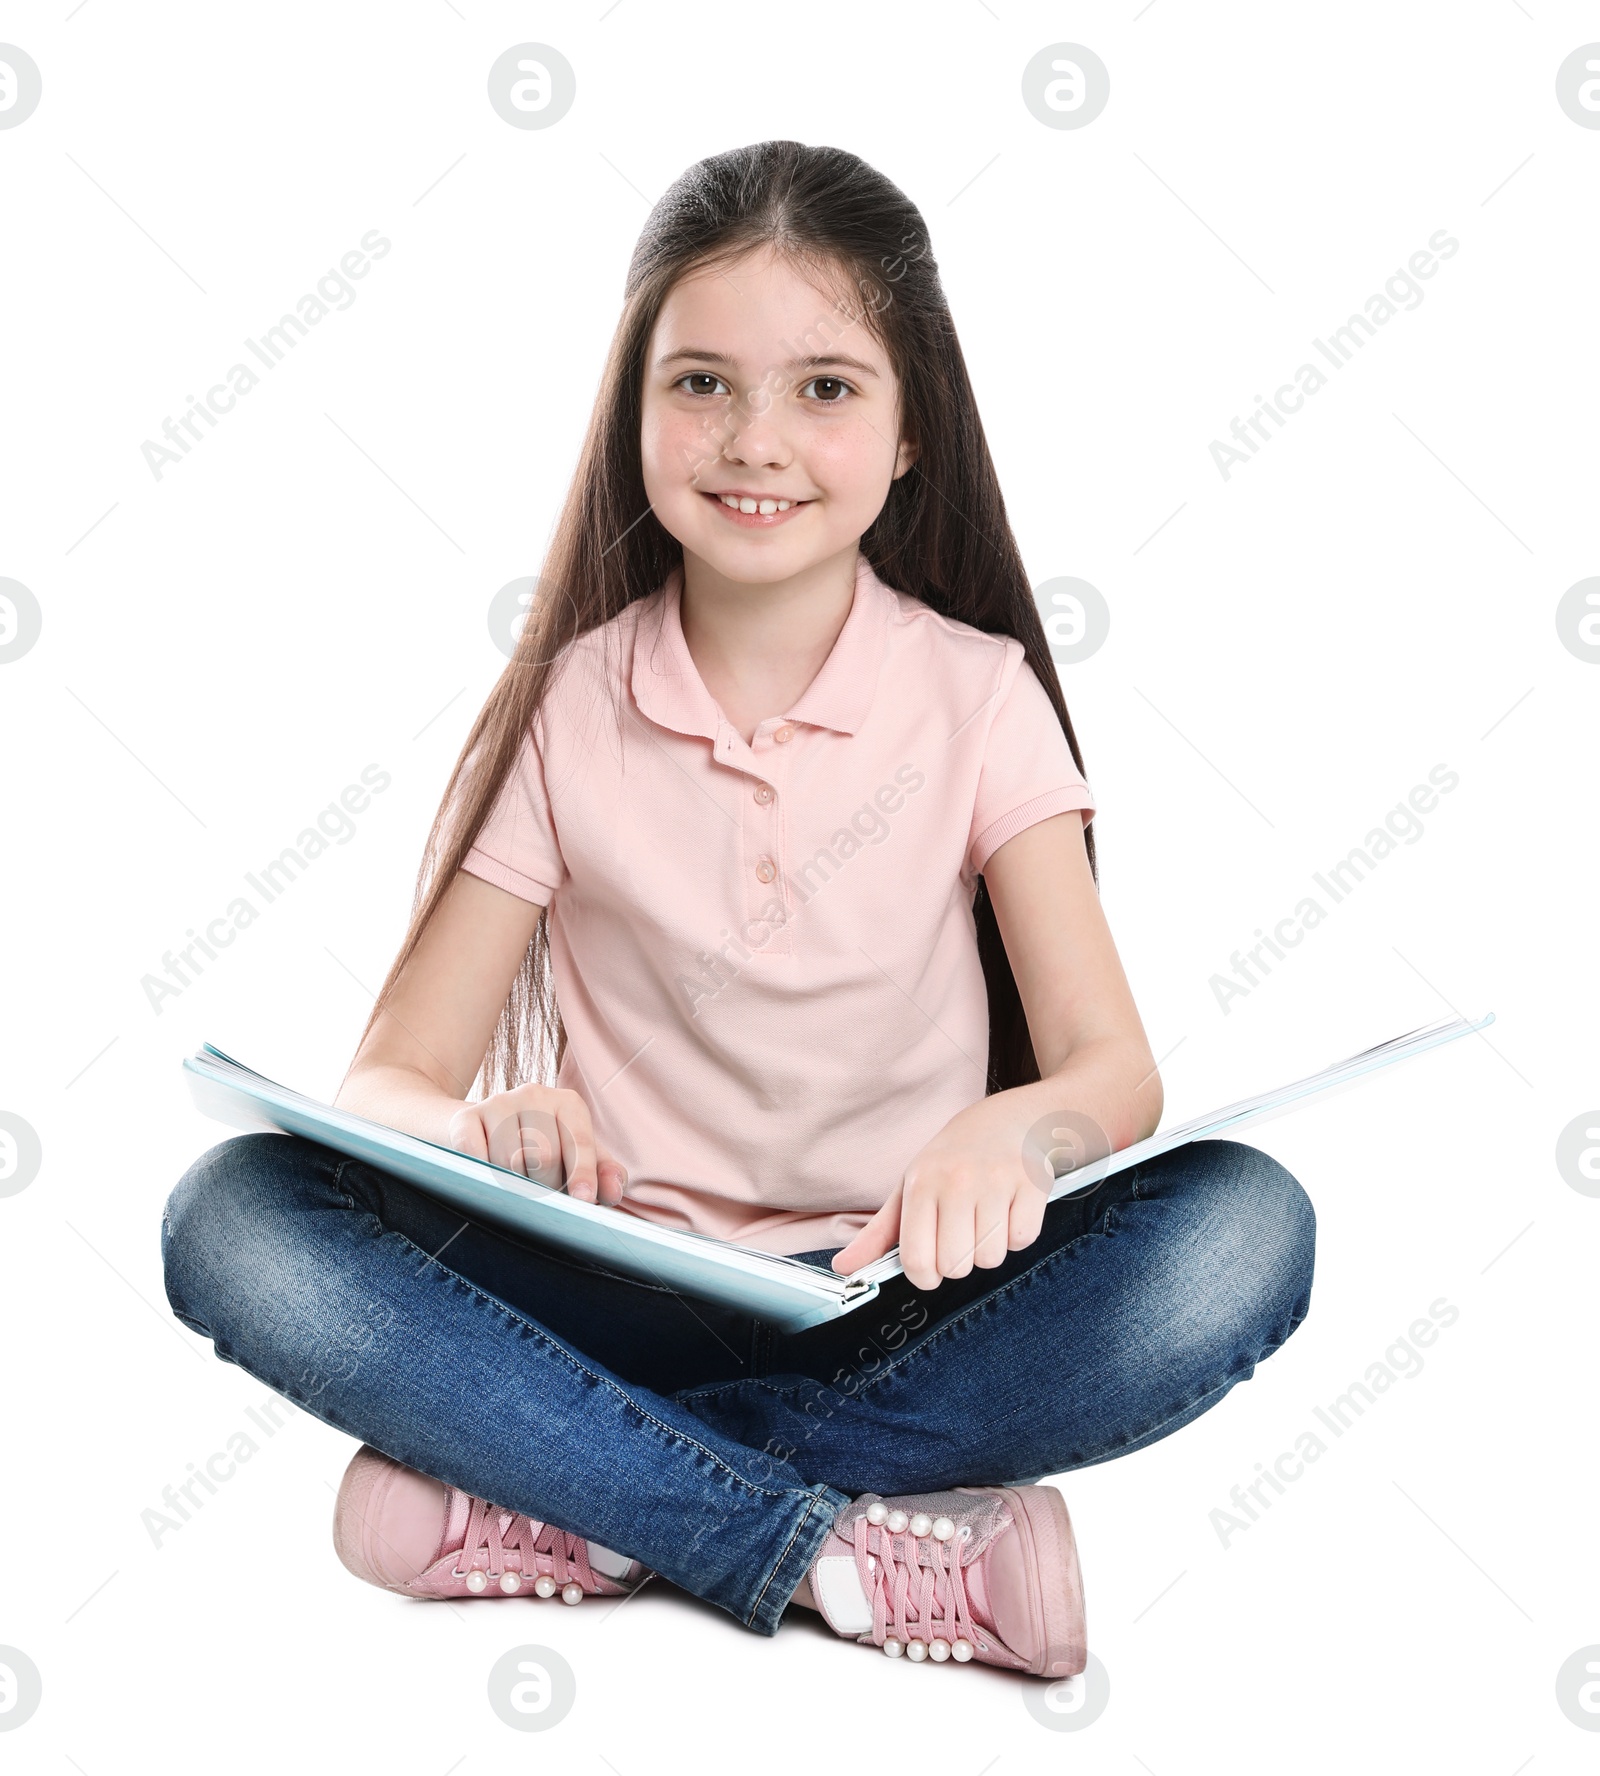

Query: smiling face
[{"left": 639, "top": 246, "right": 918, "bottom": 587}]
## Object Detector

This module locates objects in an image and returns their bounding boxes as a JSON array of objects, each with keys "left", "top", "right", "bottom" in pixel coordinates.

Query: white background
[{"left": 2, "top": 1, "right": 1596, "bottom": 1768}]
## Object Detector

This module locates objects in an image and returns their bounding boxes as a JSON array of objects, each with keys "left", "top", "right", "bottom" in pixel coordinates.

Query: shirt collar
[{"left": 631, "top": 549, "right": 892, "bottom": 744}]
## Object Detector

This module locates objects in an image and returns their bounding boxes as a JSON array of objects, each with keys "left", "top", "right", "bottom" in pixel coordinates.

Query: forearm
[
  {"left": 1036, "top": 1034, "right": 1164, "bottom": 1151},
  {"left": 327, "top": 872, "right": 541, "bottom": 1147},
  {"left": 942, "top": 1036, "right": 1164, "bottom": 1170},
  {"left": 333, "top": 1060, "right": 471, "bottom": 1148}
]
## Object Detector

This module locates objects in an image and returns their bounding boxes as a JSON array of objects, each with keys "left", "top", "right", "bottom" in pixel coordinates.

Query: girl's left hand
[{"left": 829, "top": 1104, "right": 1048, "bottom": 1290}]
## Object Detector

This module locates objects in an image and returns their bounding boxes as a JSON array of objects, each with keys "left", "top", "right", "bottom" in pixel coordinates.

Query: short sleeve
[
  {"left": 967, "top": 648, "right": 1096, "bottom": 878},
  {"left": 459, "top": 714, "right": 568, "bottom": 906}
]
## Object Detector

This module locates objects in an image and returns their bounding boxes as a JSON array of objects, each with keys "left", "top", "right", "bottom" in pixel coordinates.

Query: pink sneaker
[
  {"left": 333, "top": 1445, "right": 649, "bottom": 1603},
  {"left": 805, "top": 1484, "right": 1086, "bottom": 1676}
]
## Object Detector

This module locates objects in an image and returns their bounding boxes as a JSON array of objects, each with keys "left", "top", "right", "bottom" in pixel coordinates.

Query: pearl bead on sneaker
[
  {"left": 802, "top": 1484, "right": 1086, "bottom": 1677},
  {"left": 332, "top": 1444, "right": 650, "bottom": 1603}
]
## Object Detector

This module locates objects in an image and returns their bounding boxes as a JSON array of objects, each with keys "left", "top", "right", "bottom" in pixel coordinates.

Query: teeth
[{"left": 719, "top": 495, "right": 792, "bottom": 514}]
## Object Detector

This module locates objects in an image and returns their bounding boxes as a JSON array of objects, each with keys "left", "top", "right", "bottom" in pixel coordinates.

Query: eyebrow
[{"left": 654, "top": 347, "right": 881, "bottom": 379}]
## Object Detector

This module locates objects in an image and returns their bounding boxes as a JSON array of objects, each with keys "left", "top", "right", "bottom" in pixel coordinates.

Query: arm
[
  {"left": 981, "top": 807, "right": 1163, "bottom": 1152},
  {"left": 830, "top": 810, "right": 1162, "bottom": 1286},
  {"left": 333, "top": 869, "right": 626, "bottom": 1203}
]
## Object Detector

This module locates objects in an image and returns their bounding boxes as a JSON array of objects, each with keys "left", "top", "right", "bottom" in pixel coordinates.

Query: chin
[
  {"left": 697, "top": 525, "right": 867, "bottom": 584},
  {"left": 697, "top": 547, "right": 808, "bottom": 586}
]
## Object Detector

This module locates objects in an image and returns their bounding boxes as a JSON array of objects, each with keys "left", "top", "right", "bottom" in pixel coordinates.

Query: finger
[
  {"left": 450, "top": 1111, "right": 489, "bottom": 1162},
  {"left": 831, "top": 1187, "right": 902, "bottom": 1274},
  {"left": 556, "top": 1093, "right": 600, "bottom": 1201},
  {"left": 830, "top": 1198, "right": 898, "bottom": 1275},
  {"left": 518, "top": 1109, "right": 563, "bottom": 1185},
  {"left": 487, "top": 1107, "right": 531, "bottom": 1176},
  {"left": 1007, "top": 1177, "right": 1048, "bottom": 1252},
  {"left": 899, "top": 1176, "right": 944, "bottom": 1291},
  {"left": 595, "top": 1153, "right": 628, "bottom": 1207},
  {"left": 936, "top": 1188, "right": 978, "bottom": 1281},
  {"left": 972, "top": 1183, "right": 1013, "bottom": 1269}
]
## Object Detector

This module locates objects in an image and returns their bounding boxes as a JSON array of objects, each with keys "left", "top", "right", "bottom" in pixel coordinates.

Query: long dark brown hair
[{"left": 353, "top": 139, "right": 1098, "bottom": 1104}]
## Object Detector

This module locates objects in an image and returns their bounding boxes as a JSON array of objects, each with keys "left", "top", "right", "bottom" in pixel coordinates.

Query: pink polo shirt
[{"left": 460, "top": 549, "right": 1096, "bottom": 1257}]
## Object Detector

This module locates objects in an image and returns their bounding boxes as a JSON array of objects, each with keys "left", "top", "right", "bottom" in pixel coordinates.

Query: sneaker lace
[
  {"left": 454, "top": 1496, "right": 598, "bottom": 1588},
  {"left": 853, "top": 1517, "right": 977, "bottom": 1649}
]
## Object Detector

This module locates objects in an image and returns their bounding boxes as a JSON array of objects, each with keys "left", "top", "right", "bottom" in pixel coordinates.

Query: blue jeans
[{"left": 159, "top": 1132, "right": 1315, "bottom": 1636}]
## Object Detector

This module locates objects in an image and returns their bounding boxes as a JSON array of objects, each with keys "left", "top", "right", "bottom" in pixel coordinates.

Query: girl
[{"left": 161, "top": 140, "right": 1316, "bottom": 1677}]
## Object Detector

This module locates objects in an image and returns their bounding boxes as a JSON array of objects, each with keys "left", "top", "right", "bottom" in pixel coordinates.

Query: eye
[
  {"left": 801, "top": 375, "right": 855, "bottom": 405},
  {"left": 673, "top": 372, "right": 730, "bottom": 398}
]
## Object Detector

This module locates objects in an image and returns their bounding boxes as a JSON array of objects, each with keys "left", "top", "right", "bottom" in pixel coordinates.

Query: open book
[{"left": 182, "top": 1010, "right": 1492, "bottom": 1333}]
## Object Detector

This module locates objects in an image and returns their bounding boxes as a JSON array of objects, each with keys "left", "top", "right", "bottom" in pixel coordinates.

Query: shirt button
[
  {"left": 773, "top": 724, "right": 794, "bottom": 744},
  {"left": 754, "top": 783, "right": 774, "bottom": 804},
  {"left": 755, "top": 856, "right": 776, "bottom": 883}
]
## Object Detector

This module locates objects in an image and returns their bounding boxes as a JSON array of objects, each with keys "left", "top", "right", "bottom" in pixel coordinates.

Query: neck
[{"left": 677, "top": 542, "right": 862, "bottom": 726}]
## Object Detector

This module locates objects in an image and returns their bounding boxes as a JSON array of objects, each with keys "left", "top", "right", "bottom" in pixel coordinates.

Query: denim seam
[
  {"left": 337, "top": 1178, "right": 808, "bottom": 1506},
  {"left": 675, "top": 1192, "right": 1128, "bottom": 1410},
  {"left": 328, "top": 1156, "right": 364, "bottom": 1213},
  {"left": 745, "top": 1485, "right": 839, "bottom": 1628}
]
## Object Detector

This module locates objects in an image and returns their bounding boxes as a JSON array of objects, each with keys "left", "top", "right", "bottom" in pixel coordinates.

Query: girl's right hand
[{"left": 446, "top": 1083, "right": 628, "bottom": 1206}]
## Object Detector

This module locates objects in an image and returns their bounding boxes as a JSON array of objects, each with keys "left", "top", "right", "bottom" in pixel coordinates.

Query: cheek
[
  {"left": 810, "top": 415, "right": 900, "bottom": 494},
  {"left": 641, "top": 404, "right": 721, "bottom": 493}
]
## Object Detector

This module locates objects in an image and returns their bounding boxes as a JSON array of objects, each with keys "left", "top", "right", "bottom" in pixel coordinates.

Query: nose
[{"left": 721, "top": 389, "right": 791, "bottom": 471}]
